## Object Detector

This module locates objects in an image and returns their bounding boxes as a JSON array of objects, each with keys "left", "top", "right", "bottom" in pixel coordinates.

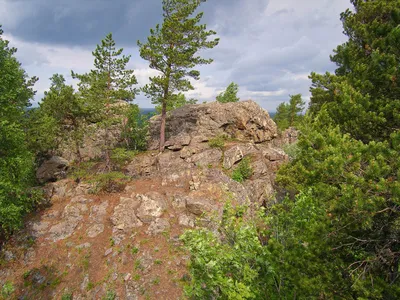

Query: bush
[
  {"left": 89, "top": 171, "right": 130, "bottom": 194},
  {"left": 208, "top": 136, "right": 225, "bottom": 149},
  {"left": 231, "top": 157, "right": 252, "bottom": 182},
  {"left": 111, "top": 147, "right": 137, "bottom": 167},
  {"left": 181, "top": 203, "right": 271, "bottom": 299},
  {"left": 1, "top": 281, "right": 15, "bottom": 298}
]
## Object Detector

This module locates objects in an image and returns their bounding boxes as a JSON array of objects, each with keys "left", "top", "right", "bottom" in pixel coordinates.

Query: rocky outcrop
[
  {"left": 58, "top": 100, "right": 129, "bottom": 162},
  {"left": 148, "top": 100, "right": 278, "bottom": 150},
  {"left": 0, "top": 100, "right": 294, "bottom": 300},
  {"left": 36, "top": 156, "right": 69, "bottom": 183}
]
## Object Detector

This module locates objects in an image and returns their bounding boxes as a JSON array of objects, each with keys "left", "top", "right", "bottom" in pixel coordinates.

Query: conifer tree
[
  {"left": 273, "top": 94, "right": 305, "bottom": 130},
  {"left": 138, "top": 0, "right": 219, "bottom": 152},
  {"left": 309, "top": 0, "right": 400, "bottom": 142},
  {"left": 216, "top": 82, "right": 240, "bottom": 103},
  {"left": 72, "top": 33, "right": 138, "bottom": 167}
]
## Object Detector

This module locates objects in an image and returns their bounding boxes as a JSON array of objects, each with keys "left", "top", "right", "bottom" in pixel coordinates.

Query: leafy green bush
[
  {"left": 89, "top": 171, "right": 130, "bottom": 194},
  {"left": 1, "top": 281, "right": 15, "bottom": 298},
  {"left": 123, "top": 105, "right": 150, "bottom": 151},
  {"left": 208, "top": 136, "right": 225, "bottom": 149},
  {"left": 111, "top": 147, "right": 137, "bottom": 167},
  {"left": 61, "top": 292, "right": 73, "bottom": 300},
  {"left": 181, "top": 203, "right": 271, "bottom": 299},
  {"left": 231, "top": 157, "right": 252, "bottom": 182}
]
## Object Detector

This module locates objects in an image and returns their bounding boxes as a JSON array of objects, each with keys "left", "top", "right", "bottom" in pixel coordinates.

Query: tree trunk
[
  {"left": 159, "top": 99, "right": 167, "bottom": 152},
  {"left": 159, "top": 63, "right": 171, "bottom": 152}
]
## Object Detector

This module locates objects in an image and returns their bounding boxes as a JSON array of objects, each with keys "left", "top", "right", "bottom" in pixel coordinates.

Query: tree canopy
[
  {"left": 138, "top": 0, "right": 219, "bottom": 151},
  {"left": 0, "top": 25, "right": 38, "bottom": 235},
  {"left": 216, "top": 82, "right": 240, "bottom": 103}
]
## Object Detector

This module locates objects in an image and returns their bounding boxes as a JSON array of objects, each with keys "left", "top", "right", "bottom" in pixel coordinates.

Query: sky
[{"left": 0, "top": 0, "right": 351, "bottom": 111}]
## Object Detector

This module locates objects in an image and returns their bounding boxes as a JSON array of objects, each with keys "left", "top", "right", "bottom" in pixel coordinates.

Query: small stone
[
  {"left": 76, "top": 242, "right": 91, "bottom": 249},
  {"left": 124, "top": 273, "right": 132, "bottom": 281},
  {"left": 104, "top": 248, "right": 113, "bottom": 257}
]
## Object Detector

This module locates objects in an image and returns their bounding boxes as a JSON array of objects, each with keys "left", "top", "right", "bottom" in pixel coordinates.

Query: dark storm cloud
[
  {"left": 3, "top": 0, "right": 162, "bottom": 47},
  {"left": 2, "top": 0, "right": 246, "bottom": 47}
]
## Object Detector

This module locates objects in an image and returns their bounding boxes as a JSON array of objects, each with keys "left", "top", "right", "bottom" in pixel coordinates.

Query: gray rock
[
  {"left": 111, "top": 197, "right": 143, "bottom": 231},
  {"left": 136, "top": 192, "right": 167, "bottom": 223},
  {"left": 189, "top": 148, "right": 222, "bottom": 167},
  {"left": 36, "top": 156, "right": 69, "bottom": 183},
  {"left": 86, "top": 223, "right": 105, "bottom": 238},
  {"left": 148, "top": 100, "right": 278, "bottom": 150},
  {"left": 178, "top": 214, "right": 195, "bottom": 227},
  {"left": 104, "top": 248, "right": 113, "bottom": 257},
  {"left": 81, "top": 274, "right": 90, "bottom": 291},
  {"left": 146, "top": 218, "right": 170, "bottom": 235},
  {"left": 76, "top": 243, "right": 92, "bottom": 249},
  {"left": 185, "top": 195, "right": 215, "bottom": 216}
]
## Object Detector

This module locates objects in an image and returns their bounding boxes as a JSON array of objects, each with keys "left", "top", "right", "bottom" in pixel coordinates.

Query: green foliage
[
  {"left": 216, "top": 82, "right": 240, "bottom": 103},
  {"left": 61, "top": 293, "right": 73, "bottom": 300},
  {"left": 88, "top": 171, "right": 130, "bottom": 194},
  {"left": 0, "top": 26, "right": 38, "bottom": 235},
  {"left": 123, "top": 105, "right": 149, "bottom": 151},
  {"left": 25, "top": 74, "right": 84, "bottom": 157},
  {"left": 309, "top": 0, "right": 400, "bottom": 142},
  {"left": 110, "top": 147, "right": 137, "bottom": 167},
  {"left": 231, "top": 157, "right": 252, "bottom": 183},
  {"left": 273, "top": 94, "right": 305, "bottom": 131},
  {"left": 274, "top": 115, "right": 400, "bottom": 298},
  {"left": 182, "top": 203, "right": 271, "bottom": 299},
  {"left": 208, "top": 136, "right": 225, "bottom": 149},
  {"left": 138, "top": 0, "right": 219, "bottom": 151},
  {"left": 1, "top": 281, "right": 15, "bottom": 299},
  {"left": 103, "top": 290, "right": 116, "bottom": 300},
  {"left": 155, "top": 92, "right": 197, "bottom": 113},
  {"left": 72, "top": 33, "right": 138, "bottom": 166}
]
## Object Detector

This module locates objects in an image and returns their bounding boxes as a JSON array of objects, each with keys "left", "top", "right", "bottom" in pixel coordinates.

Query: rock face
[
  {"left": 58, "top": 100, "right": 129, "bottom": 162},
  {"left": 36, "top": 156, "right": 69, "bottom": 183},
  {"left": 148, "top": 100, "right": 278, "bottom": 150}
]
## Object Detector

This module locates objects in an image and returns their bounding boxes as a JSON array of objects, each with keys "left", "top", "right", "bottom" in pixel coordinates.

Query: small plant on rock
[{"left": 231, "top": 157, "right": 252, "bottom": 182}]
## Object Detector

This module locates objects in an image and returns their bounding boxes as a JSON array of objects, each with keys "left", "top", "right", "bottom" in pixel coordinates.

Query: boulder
[
  {"left": 111, "top": 197, "right": 142, "bottom": 231},
  {"left": 148, "top": 100, "right": 278, "bottom": 150},
  {"left": 136, "top": 192, "right": 167, "bottom": 223},
  {"left": 36, "top": 156, "right": 69, "bottom": 183}
]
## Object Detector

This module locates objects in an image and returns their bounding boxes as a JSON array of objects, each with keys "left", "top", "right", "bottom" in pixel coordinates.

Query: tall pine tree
[
  {"left": 72, "top": 33, "right": 138, "bottom": 167},
  {"left": 138, "top": 0, "right": 219, "bottom": 152}
]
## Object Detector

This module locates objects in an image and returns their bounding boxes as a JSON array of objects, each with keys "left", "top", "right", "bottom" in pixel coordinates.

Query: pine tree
[
  {"left": 138, "top": 0, "right": 219, "bottom": 152},
  {"left": 273, "top": 94, "right": 305, "bottom": 131},
  {"left": 72, "top": 33, "right": 138, "bottom": 167},
  {"left": 309, "top": 0, "right": 400, "bottom": 142},
  {"left": 155, "top": 92, "right": 197, "bottom": 113},
  {"left": 216, "top": 82, "right": 240, "bottom": 103}
]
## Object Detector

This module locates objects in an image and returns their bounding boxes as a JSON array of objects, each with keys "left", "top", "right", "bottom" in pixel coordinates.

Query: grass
[
  {"left": 208, "top": 136, "right": 226, "bottom": 149},
  {"left": 131, "top": 246, "right": 139, "bottom": 255}
]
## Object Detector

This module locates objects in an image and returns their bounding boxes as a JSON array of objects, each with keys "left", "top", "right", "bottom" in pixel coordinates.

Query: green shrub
[
  {"left": 1, "top": 281, "right": 15, "bottom": 298},
  {"left": 111, "top": 147, "right": 137, "bottom": 167},
  {"left": 89, "top": 171, "right": 129, "bottom": 194},
  {"left": 231, "top": 157, "right": 252, "bottom": 182},
  {"left": 61, "top": 293, "right": 73, "bottom": 300},
  {"left": 103, "top": 290, "right": 116, "bottom": 300},
  {"left": 208, "top": 136, "right": 225, "bottom": 149},
  {"left": 181, "top": 203, "right": 270, "bottom": 299}
]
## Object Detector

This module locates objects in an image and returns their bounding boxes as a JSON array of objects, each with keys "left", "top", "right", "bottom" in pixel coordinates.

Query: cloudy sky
[{"left": 1, "top": 0, "right": 351, "bottom": 111}]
